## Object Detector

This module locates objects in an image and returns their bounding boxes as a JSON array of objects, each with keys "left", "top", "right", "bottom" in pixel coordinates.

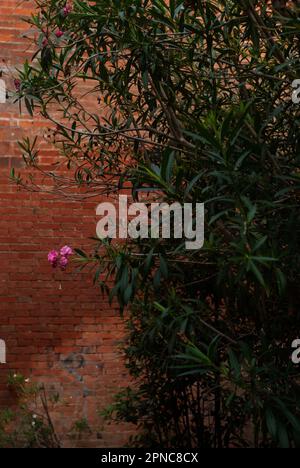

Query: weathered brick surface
[{"left": 0, "top": 0, "right": 132, "bottom": 447}]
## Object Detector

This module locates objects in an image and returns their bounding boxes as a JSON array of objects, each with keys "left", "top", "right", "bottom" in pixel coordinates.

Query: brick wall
[{"left": 0, "top": 0, "right": 132, "bottom": 447}]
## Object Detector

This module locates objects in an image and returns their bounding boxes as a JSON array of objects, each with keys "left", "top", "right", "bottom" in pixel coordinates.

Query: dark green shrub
[{"left": 13, "top": 0, "right": 300, "bottom": 447}]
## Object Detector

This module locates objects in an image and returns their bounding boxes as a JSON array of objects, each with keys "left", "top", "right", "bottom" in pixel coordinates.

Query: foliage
[
  {"left": 0, "top": 374, "right": 92, "bottom": 448},
  {"left": 13, "top": 0, "right": 300, "bottom": 447},
  {"left": 0, "top": 374, "right": 61, "bottom": 448}
]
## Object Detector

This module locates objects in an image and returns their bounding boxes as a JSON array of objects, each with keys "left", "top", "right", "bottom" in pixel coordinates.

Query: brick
[{"left": 0, "top": 0, "right": 132, "bottom": 448}]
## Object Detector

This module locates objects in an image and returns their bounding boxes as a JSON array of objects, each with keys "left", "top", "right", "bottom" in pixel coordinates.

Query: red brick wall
[{"left": 0, "top": 0, "right": 131, "bottom": 447}]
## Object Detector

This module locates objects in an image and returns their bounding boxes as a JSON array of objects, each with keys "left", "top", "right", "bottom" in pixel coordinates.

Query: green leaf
[
  {"left": 277, "top": 422, "right": 290, "bottom": 449},
  {"left": 74, "top": 248, "right": 87, "bottom": 258},
  {"left": 252, "top": 236, "right": 268, "bottom": 253},
  {"left": 159, "top": 255, "right": 168, "bottom": 279},
  {"left": 24, "top": 97, "right": 33, "bottom": 117},
  {"left": 266, "top": 408, "right": 277, "bottom": 440},
  {"left": 248, "top": 260, "right": 266, "bottom": 288},
  {"left": 228, "top": 349, "right": 241, "bottom": 379}
]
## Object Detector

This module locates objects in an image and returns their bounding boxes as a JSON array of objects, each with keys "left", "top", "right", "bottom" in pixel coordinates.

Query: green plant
[
  {"left": 68, "top": 418, "right": 92, "bottom": 442},
  {"left": 13, "top": 0, "right": 300, "bottom": 448},
  {"left": 0, "top": 374, "right": 61, "bottom": 448}
]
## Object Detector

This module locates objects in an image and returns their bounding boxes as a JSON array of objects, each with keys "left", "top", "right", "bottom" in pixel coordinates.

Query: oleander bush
[{"left": 13, "top": 0, "right": 300, "bottom": 447}]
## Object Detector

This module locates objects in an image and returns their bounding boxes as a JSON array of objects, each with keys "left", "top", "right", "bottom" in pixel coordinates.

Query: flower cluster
[
  {"left": 14, "top": 79, "right": 21, "bottom": 91},
  {"left": 42, "top": 37, "right": 49, "bottom": 47},
  {"left": 55, "top": 29, "right": 64, "bottom": 38},
  {"left": 48, "top": 245, "right": 73, "bottom": 270},
  {"left": 62, "top": 3, "right": 72, "bottom": 16}
]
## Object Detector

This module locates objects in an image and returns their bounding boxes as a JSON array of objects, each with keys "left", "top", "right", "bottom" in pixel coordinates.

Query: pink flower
[
  {"left": 48, "top": 250, "right": 59, "bottom": 268},
  {"left": 14, "top": 79, "right": 21, "bottom": 91},
  {"left": 60, "top": 245, "right": 73, "bottom": 257},
  {"left": 42, "top": 37, "right": 49, "bottom": 47},
  {"left": 63, "top": 4, "right": 72, "bottom": 16},
  {"left": 58, "top": 256, "right": 69, "bottom": 270},
  {"left": 48, "top": 245, "right": 73, "bottom": 271},
  {"left": 55, "top": 29, "right": 64, "bottom": 38}
]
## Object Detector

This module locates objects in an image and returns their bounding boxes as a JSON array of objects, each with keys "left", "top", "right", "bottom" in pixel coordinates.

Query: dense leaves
[{"left": 14, "top": 0, "right": 300, "bottom": 447}]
